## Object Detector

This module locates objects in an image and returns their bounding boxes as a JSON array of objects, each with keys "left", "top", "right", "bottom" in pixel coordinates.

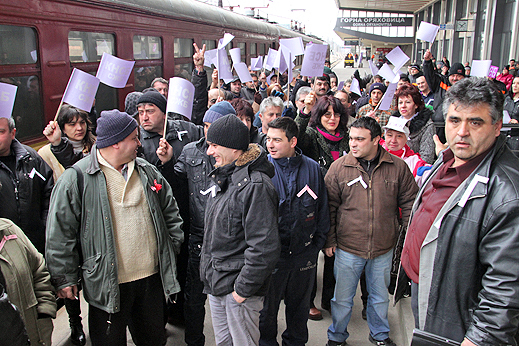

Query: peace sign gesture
[{"left": 193, "top": 43, "right": 206, "bottom": 72}]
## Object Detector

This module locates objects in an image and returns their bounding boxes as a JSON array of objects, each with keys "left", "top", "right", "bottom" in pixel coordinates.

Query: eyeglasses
[
  {"left": 209, "top": 99, "right": 217, "bottom": 104},
  {"left": 322, "top": 112, "right": 339, "bottom": 119}
]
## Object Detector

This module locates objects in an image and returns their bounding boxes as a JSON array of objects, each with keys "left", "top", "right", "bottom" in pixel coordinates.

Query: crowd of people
[{"left": 1, "top": 45, "right": 519, "bottom": 346}]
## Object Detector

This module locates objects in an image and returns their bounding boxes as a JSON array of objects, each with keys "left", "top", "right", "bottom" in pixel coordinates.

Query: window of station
[
  {"left": 250, "top": 43, "right": 256, "bottom": 56},
  {"left": 258, "top": 43, "right": 265, "bottom": 55},
  {"left": 174, "top": 63, "right": 192, "bottom": 80},
  {"left": 68, "top": 31, "right": 115, "bottom": 63},
  {"left": 202, "top": 40, "right": 216, "bottom": 50},
  {"left": 238, "top": 42, "right": 246, "bottom": 56},
  {"left": 133, "top": 35, "right": 162, "bottom": 60},
  {"left": 0, "top": 25, "right": 38, "bottom": 65},
  {"left": 133, "top": 66, "right": 164, "bottom": 92},
  {"left": 174, "top": 38, "right": 193, "bottom": 58}
]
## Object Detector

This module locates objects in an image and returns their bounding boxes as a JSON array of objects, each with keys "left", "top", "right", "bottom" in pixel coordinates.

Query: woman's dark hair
[
  {"left": 308, "top": 95, "right": 349, "bottom": 134},
  {"left": 230, "top": 98, "right": 254, "bottom": 122},
  {"left": 394, "top": 83, "right": 425, "bottom": 113},
  {"left": 399, "top": 74, "right": 410, "bottom": 83},
  {"left": 57, "top": 104, "right": 95, "bottom": 152}
]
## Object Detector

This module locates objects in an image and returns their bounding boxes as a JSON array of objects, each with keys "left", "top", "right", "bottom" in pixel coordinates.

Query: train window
[
  {"left": 1, "top": 76, "right": 43, "bottom": 141},
  {"left": 238, "top": 42, "right": 246, "bottom": 55},
  {"left": 174, "top": 38, "right": 193, "bottom": 58},
  {"left": 133, "top": 66, "right": 164, "bottom": 92},
  {"left": 133, "top": 36, "right": 162, "bottom": 60},
  {"left": 174, "top": 63, "right": 192, "bottom": 80},
  {"left": 0, "top": 25, "right": 38, "bottom": 65},
  {"left": 258, "top": 44, "right": 265, "bottom": 55},
  {"left": 202, "top": 40, "right": 216, "bottom": 50},
  {"left": 68, "top": 31, "right": 115, "bottom": 63},
  {"left": 250, "top": 43, "right": 256, "bottom": 56}
]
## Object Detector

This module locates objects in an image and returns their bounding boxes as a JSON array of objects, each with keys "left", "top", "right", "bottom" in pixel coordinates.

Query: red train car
[{"left": 0, "top": 0, "right": 323, "bottom": 146}]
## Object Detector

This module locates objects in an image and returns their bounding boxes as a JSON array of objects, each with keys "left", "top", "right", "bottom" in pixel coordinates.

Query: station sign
[
  {"left": 344, "top": 40, "right": 359, "bottom": 46},
  {"left": 337, "top": 17, "right": 412, "bottom": 28}
]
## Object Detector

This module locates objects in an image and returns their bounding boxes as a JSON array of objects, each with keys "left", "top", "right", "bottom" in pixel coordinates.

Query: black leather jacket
[
  {"left": 174, "top": 138, "right": 215, "bottom": 244},
  {"left": 200, "top": 144, "right": 280, "bottom": 298},
  {"left": 0, "top": 140, "right": 53, "bottom": 253},
  {"left": 396, "top": 135, "right": 519, "bottom": 345}
]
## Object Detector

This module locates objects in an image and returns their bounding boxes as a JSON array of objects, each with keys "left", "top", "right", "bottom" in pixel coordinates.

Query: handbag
[{"left": 411, "top": 329, "right": 461, "bottom": 346}]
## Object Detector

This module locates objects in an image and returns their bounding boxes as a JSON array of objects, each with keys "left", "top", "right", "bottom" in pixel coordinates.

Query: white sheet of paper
[
  {"left": 385, "top": 47, "right": 409, "bottom": 72},
  {"left": 301, "top": 43, "right": 328, "bottom": 77},
  {"left": 378, "top": 63, "right": 397, "bottom": 82},
  {"left": 234, "top": 62, "right": 252, "bottom": 83},
  {"left": 416, "top": 21, "right": 440, "bottom": 43},
  {"left": 251, "top": 56, "right": 263, "bottom": 71},
  {"left": 279, "top": 37, "right": 304, "bottom": 56},
  {"left": 471, "top": 60, "right": 492, "bottom": 77},
  {"left": 166, "top": 77, "right": 195, "bottom": 119},
  {"left": 378, "top": 83, "right": 398, "bottom": 111},
  {"left": 230, "top": 48, "right": 241, "bottom": 65},
  {"left": 204, "top": 49, "right": 217, "bottom": 67},
  {"left": 217, "top": 33, "right": 234, "bottom": 49},
  {"left": 350, "top": 78, "right": 361, "bottom": 96},
  {"left": 369, "top": 60, "right": 379, "bottom": 76}
]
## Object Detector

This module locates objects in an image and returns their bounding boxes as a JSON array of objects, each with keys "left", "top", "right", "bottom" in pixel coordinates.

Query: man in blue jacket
[{"left": 260, "top": 117, "right": 330, "bottom": 346}]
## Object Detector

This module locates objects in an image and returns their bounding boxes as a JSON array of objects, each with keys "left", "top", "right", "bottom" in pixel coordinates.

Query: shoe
[
  {"left": 326, "top": 340, "right": 346, "bottom": 346},
  {"left": 362, "top": 305, "right": 367, "bottom": 320},
  {"left": 70, "top": 323, "right": 86, "bottom": 346},
  {"left": 309, "top": 307, "right": 323, "bottom": 320},
  {"left": 369, "top": 335, "right": 396, "bottom": 346}
]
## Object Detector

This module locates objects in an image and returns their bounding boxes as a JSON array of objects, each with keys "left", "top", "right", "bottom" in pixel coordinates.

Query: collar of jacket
[
  {"left": 140, "top": 119, "right": 181, "bottom": 141},
  {"left": 85, "top": 144, "right": 147, "bottom": 174},
  {"left": 419, "top": 134, "right": 508, "bottom": 206},
  {"left": 10, "top": 139, "right": 30, "bottom": 163},
  {"left": 270, "top": 147, "right": 303, "bottom": 169},
  {"left": 342, "top": 144, "right": 394, "bottom": 169}
]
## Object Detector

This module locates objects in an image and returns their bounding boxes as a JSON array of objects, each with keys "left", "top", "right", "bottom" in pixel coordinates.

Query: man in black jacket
[
  {"left": 173, "top": 101, "right": 235, "bottom": 346},
  {"left": 138, "top": 90, "right": 203, "bottom": 325},
  {"left": 0, "top": 117, "right": 53, "bottom": 254},
  {"left": 200, "top": 115, "right": 280, "bottom": 346},
  {"left": 398, "top": 77, "right": 519, "bottom": 345}
]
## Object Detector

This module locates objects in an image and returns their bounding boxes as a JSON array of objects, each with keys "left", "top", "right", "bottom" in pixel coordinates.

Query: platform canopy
[{"left": 334, "top": 0, "right": 431, "bottom": 13}]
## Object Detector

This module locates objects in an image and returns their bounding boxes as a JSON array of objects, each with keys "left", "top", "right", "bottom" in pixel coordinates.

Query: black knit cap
[
  {"left": 137, "top": 89, "right": 167, "bottom": 114},
  {"left": 449, "top": 62, "right": 466, "bottom": 77},
  {"left": 206, "top": 114, "right": 249, "bottom": 151}
]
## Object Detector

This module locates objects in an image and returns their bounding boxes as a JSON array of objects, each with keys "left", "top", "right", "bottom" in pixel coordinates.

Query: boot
[
  {"left": 70, "top": 323, "right": 86, "bottom": 346},
  {"left": 65, "top": 298, "right": 86, "bottom": 345}
]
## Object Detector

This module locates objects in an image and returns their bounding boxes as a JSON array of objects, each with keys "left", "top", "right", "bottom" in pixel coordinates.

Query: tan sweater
[{"left": 98, "top": 152, "right": 158, "bottom": 284}]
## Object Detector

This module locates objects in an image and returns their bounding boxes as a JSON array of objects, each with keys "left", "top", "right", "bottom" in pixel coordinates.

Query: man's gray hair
[
  {"left": 260, "top": 96, "right": 284, "bottom": 114},
  {"left": 296, "top": 86, "right": 312, "bottom": 101},
  {"left": 151, "top": 77, "right": 168, "bottom": 87},
  {"left": 442, "top": 77, "right": 504, "bottom": 124},
  {"left": 5, "top": 117, "right": 15, "bottom": 132}
]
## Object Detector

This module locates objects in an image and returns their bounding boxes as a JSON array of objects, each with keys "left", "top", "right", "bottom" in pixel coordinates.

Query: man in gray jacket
[
  {"left": 200, "top": 114, "right": 280, "bottom": 346},
  {"left": 46, "top": 110, "right": 184, "bottom": 345}
]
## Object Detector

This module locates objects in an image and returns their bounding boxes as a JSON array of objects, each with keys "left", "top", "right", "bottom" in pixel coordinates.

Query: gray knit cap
[
  {"left": 203, "top": 101, "right": 236, "bottom": 124},
  {"left": 96, "top": 110, "right": 138, "bottom": 148}
]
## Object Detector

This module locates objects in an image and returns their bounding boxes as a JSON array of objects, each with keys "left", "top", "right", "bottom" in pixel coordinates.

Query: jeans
[
  {"left": 259, "top": 266, "right": 315, "bottom": 346},
  {"left": 328, "top": 248, "right": 393, "bottom": 343},
  {"left": 209, "top": 293, "right": 264, "bottom": 346}
]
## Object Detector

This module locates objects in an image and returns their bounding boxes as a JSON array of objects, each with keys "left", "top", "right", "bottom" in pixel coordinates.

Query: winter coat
[
  {"left": 174, "top": 137, "right": 215, "bottom": 244},
  {"left": 357, "top": 101, "right": 392, "bottom": 127},
  {"left": 496, "top": 73, "right": 514, "bottom": 90},
  {"left": 504, "top": 95, "right": 519, "bottom": 136},
  {"left": 200, "top": 144, "right": 280, "bottom": 298},
  {"left": 45, "top": 146, "right": 184, "bottom": 313},
  {"left": 0, "top": 139, "right": 54, "bottom": 254},
  {"left": 396, "top": 135, "right": 519, "bottom": 345},
  {"left": 268, "top": 149, "right": 329, "bottom": 269},
  {"left": 390, "top": 108, "right": 436, "bottom": 164},
  {"left": 0, "top": 218, "right": 56, "bottom": 346},
  {"left": 38, "top": 143, "right": 65, "bottom": 183},
  {"left": 423, "top": 59, "right": 451, "bottom": 127},
  {"left": 191, "top": 69, "right": 208, "bottom": 126},
  {"left": 295, "top": 111, "right": 349, "bottom": 174},
  {"left": 324, "top": 147, "right": 418, "bottom": 259}
]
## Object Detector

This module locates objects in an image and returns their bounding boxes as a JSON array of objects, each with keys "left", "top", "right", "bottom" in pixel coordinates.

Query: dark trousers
[
  {"left": 88, "top": 274, "right": 165, "bottom": 346},
  {"left": 260, "top": 265, "right": 316, "bottom": 346},
  {"left": 168, "top": 238, "right": 188, "bottom": 324},
  {"left": 360, "top": 270, "right": 368, "bottom": 306},
  {"left": 184, "top": 240, "right": 207, "bottom": 346},
  {"left": 310, "top": 254, "right": 335, "bottom": 310},
  {"left": 65, "top": 295, "right": 82, "bottom": 325}
]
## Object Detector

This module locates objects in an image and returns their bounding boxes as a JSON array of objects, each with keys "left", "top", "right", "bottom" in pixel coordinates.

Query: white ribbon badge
[
  {"left": 347, "top": 175, "right": 367, "bottom": 189},
  {"left": 457, "top": 174, "right": 489, "bottom": 207},
  {"left": 29, "top": 168, "right": 46, "bottom": 181},
  {"left": 200, "top": 185, "right": 217, "bottom": 198},
  {"left": 297, "top": 184, "right": 318, "bottom": 200},
  {"left": 177, "top": 131, "right": 188, "bottom": 141}
]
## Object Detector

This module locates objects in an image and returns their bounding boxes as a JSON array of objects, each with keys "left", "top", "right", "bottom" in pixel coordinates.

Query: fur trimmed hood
[
  {"left": 236, "top": 143, "right": 275, "bottom": 178},
  {"left": 391, "top": 107, "right": 433, "bottom": 134}
]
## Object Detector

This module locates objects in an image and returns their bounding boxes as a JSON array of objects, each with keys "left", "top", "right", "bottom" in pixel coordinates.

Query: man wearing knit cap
[
  {"left": 357, "top": 83, "right": 392, "bottom": 127},
  {"left": 137, "top": 89, "right": 203, "bottom": 325},
  {"left": 46, "top": 110, "right": 184, "bottom": 345},
  {"left": 200, "top": 114, "right": 280, "bottom": 346},
  {"left": 422, "top": 49, "right": 465, "bottom": 142},
  {"left": 172, "top": 101, "right": 235, "bottom": 346}
]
